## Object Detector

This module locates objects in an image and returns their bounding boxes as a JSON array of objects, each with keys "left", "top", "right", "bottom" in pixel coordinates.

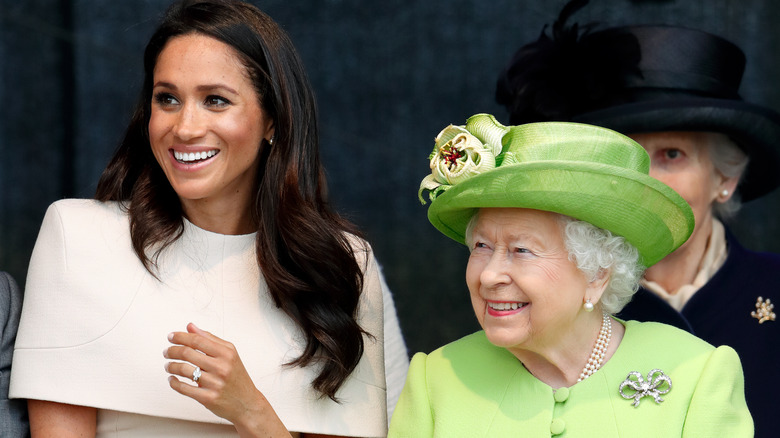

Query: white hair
[
  {"left": 560, "top": 216, "right": 645, "bottom": 315},
  {"left": 706, "top": 133, "right": 748, "bottom": 219}
]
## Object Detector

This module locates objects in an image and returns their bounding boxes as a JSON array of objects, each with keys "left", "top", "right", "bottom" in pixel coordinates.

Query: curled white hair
[{"left": 560, "top": 216, "right": 644, "bottom": 315}]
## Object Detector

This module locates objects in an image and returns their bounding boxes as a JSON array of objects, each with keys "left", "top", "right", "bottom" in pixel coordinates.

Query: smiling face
[
  {"left": 465, "top": 208, "right": 604, "bottom": 355},
  {"left": 149, "top": 33, "right": 273, "bottom": 221}
]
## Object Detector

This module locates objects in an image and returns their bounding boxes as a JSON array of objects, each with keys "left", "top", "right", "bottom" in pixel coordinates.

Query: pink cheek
[
  {"left": 647, "top": 163, "right": 670, "bottom": 179},
  {"left": 466, "top": 278, "right": 483, "bottom": 300},
  {"left": 148, "top": 124, "right": 165, "bottom": 144}
]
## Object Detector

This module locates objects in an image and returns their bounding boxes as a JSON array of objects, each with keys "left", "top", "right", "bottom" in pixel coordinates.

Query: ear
[
  {"left": 263, "top": 117, "right": 275, "bottom": 144},
  {"left": 584, "top": 268, "right": 610, "bottom": 305},
  {"left": 714, "top": 173, "right": 739, "bottom": 204}
]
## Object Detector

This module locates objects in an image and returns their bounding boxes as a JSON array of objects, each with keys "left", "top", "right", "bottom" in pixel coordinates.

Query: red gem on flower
[{"left": 442, "top": 143, "right": 464, "bottom": 170}]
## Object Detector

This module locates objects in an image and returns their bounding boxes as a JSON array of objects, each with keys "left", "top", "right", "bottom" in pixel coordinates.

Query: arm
[
  {"left": 0, "top": 272, "right": 30, "bottom": 436},
  {"left": 28, "top": 400, "right": 96, "bottom": 438},
  {"left": 682, "top": 346, "right": 753, "bottom": 437},
  {"left": 388, "top": 352, "right": 434, "bottom": 437},
  {"left": 9, "top": 203, "right": 100, "bottom": 437}
]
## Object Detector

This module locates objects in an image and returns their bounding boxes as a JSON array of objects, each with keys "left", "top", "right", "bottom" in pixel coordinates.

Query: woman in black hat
[{"left": 495, "top": 1, "right": 780, "bottom": 436}]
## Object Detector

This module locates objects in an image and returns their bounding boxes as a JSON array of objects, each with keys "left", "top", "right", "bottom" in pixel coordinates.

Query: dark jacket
[
  {"left": 618, "top": 228, "right": 779, "bottom": 438},
  {"left": 1, "top": 272, "right": 29, "bottom": 437}
]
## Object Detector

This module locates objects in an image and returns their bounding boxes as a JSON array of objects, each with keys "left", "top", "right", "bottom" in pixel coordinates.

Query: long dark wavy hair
[{"left": 95, "top": 0, "right": 366, "bottom": 400}]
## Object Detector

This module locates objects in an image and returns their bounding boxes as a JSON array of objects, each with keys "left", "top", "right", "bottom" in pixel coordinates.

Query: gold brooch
[{"left": 751, "top": 296, "right": 776, "bottom": 324}]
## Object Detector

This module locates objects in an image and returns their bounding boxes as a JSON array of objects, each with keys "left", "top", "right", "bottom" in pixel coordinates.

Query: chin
[
  {"left": 168, "top": 182, "right": 212, "bottom": 201},
  {"left": 482, "top": 327, "right": 527, "bottom": 350}
]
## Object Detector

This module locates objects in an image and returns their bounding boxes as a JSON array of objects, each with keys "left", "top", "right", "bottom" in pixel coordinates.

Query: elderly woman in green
[{"left": 388, "top": 115, "right": 752, "bottom": 437}]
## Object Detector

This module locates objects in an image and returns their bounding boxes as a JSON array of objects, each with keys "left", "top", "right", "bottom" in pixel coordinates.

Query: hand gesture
[{"left": 164, "top": 323, "right": 292, "bottom": 437}]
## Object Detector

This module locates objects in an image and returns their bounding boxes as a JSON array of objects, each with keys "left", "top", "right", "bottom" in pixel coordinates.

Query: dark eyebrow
[{"left": 152, "top": 81, "right": 239, "bottom": 96}]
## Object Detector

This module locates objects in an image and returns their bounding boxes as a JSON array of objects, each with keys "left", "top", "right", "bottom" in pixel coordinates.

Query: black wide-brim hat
[
  {"left": 571, "top": 26, "right": 780, "bottom": 202},
  {"left": 496, "top": 20, "right": 780, "bottom": 202}
]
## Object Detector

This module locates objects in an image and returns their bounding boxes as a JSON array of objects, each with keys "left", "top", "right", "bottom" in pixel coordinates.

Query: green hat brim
[{"left": 427, "top": 160, "right": 694, "bottom": 267}]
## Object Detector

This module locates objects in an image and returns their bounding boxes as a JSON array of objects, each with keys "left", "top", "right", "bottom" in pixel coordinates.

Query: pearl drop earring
[{"left": 583, "top": 299, "right": 594, "bottom": 312}]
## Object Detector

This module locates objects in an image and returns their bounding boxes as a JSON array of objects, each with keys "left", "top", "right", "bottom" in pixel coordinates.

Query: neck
[
  {"left": 180, "top": 196, "right": 255, "bottom": 235},
  {"left": 645, "top": 215, "right": 713, "bottom": 293},
  {"left": 511, "top": 313, "right": 624, "bottom": 388}
]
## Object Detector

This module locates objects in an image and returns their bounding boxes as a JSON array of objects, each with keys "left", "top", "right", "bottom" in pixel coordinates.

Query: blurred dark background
[{"left": 2, "top": 0, "right": 779, "bottom": 356}]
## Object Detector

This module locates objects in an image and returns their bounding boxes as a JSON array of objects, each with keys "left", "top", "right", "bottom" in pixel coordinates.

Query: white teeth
[
  {"left": 488, "top": 302, "right": 523, "bottom": 311},
  {"left": 174, "top": 150, "right": 218, "bottom": 163}
]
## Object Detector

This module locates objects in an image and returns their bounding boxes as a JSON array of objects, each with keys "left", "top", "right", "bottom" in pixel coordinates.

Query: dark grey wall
[{"left": 2, "top": 0, "right": 779, "bottom": 355}]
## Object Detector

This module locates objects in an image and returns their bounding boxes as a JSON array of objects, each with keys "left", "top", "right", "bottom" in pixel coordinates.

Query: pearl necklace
[{"left": 577, "top": 312, "right": 612, "bottom": 382}]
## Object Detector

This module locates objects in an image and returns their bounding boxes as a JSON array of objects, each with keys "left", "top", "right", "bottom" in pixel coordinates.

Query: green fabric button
[
  {"left": 553, "top": 387, "right": 570, "bottom": 402},
  {"left": 550, "top": 418, "right": 566, "bottom": 435}
]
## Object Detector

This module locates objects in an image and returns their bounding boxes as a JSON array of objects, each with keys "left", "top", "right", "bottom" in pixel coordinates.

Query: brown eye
[
  {"left": 154, "top": 92, "right": 178, "bottom": 107},
  {"left": 665, "top": 149, "right": 681, "bottom": 159},
  {"left": 205, "top": 95, "right": 231, "bottom": 107}
]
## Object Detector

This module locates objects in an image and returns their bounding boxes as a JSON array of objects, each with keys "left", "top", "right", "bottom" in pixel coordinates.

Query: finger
[
  {"left": 167, "top": 375, "right": 226, "bottom": 417},
  {"left": 164, "top": 360, "right": 199, "bottom": 383},
  {"left": 187, "top": 323, "right": 234, "bottom": 349},
  {"left": 168, "top": 330, "right": 224, "bottom": 358},
  {"left": 168, "top": 374, "right": 204, "bottom": 399},
  {"left": 165, "top": 361, "right": 209, "bottom": 387},
  {"left": 163, "top": 344, "right": 217, "bottom": 371}
]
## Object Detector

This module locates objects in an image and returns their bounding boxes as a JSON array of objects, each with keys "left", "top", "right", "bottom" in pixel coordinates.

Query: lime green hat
[{"left": 418, "top": 114, "right": 694, "bottom": 267}]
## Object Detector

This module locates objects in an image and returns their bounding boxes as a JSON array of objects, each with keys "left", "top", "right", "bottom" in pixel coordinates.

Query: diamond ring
[{"left": 192, "top": 366, "right": 202, "bottom": 383}]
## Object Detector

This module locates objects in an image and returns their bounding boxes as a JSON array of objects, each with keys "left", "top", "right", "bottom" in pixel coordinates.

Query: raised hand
[{"left": 164, "top": 322, "right": 292, "bottom": 437}]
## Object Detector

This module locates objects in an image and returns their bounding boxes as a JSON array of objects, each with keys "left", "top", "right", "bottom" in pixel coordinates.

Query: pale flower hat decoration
[
  {"left": 419, "top": 115, "right": 507, "bottom": 202},
  {"left": 418, "top": 114, "right": 695, "bottom": 267}
]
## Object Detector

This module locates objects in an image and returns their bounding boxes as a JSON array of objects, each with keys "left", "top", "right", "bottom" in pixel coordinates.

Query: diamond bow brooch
[{"left": 619, "top": 369, "right": 672, "bottom": 407}]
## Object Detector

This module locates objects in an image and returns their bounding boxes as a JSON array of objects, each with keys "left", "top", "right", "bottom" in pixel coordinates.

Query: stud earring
[
  {"left": 721, "top": 189, "right": 729, "bottom": 197},
  {"left": 268, "top": 135, "right": 275, "bottom": 146},
  {"left": 583, "top": 299, "right": 594, "bottom": 312}
]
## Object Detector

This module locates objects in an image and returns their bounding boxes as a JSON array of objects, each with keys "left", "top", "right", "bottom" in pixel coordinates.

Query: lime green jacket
[{"left": 388, "top": 321, "right": 752, "bottom": 437}]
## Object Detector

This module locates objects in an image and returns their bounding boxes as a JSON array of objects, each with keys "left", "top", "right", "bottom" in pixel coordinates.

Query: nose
[
  {"left": 172, "top": 103, "right": 207, "bottom": 141},
  {"left": 479, "top": 251, "right": 511, "bottom": 288}
]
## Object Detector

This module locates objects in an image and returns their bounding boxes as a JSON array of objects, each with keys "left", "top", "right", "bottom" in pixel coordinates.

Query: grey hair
[
  {"left": 464, "top": 210, "right": 644, "bottom": 314},
  {"left": 560, "top": 216, "right": 644, "bottom": 315},
  {"left": 706, "top": 133, "right": 748, "bottom": 219},
  {"left": 464, "top": 209, "right": 480, "bottom": 245}
]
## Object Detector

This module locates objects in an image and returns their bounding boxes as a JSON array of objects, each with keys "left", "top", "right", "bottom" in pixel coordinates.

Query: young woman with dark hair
[{"left": 10, "top": 1, "right": 405, "bottom": 436}]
